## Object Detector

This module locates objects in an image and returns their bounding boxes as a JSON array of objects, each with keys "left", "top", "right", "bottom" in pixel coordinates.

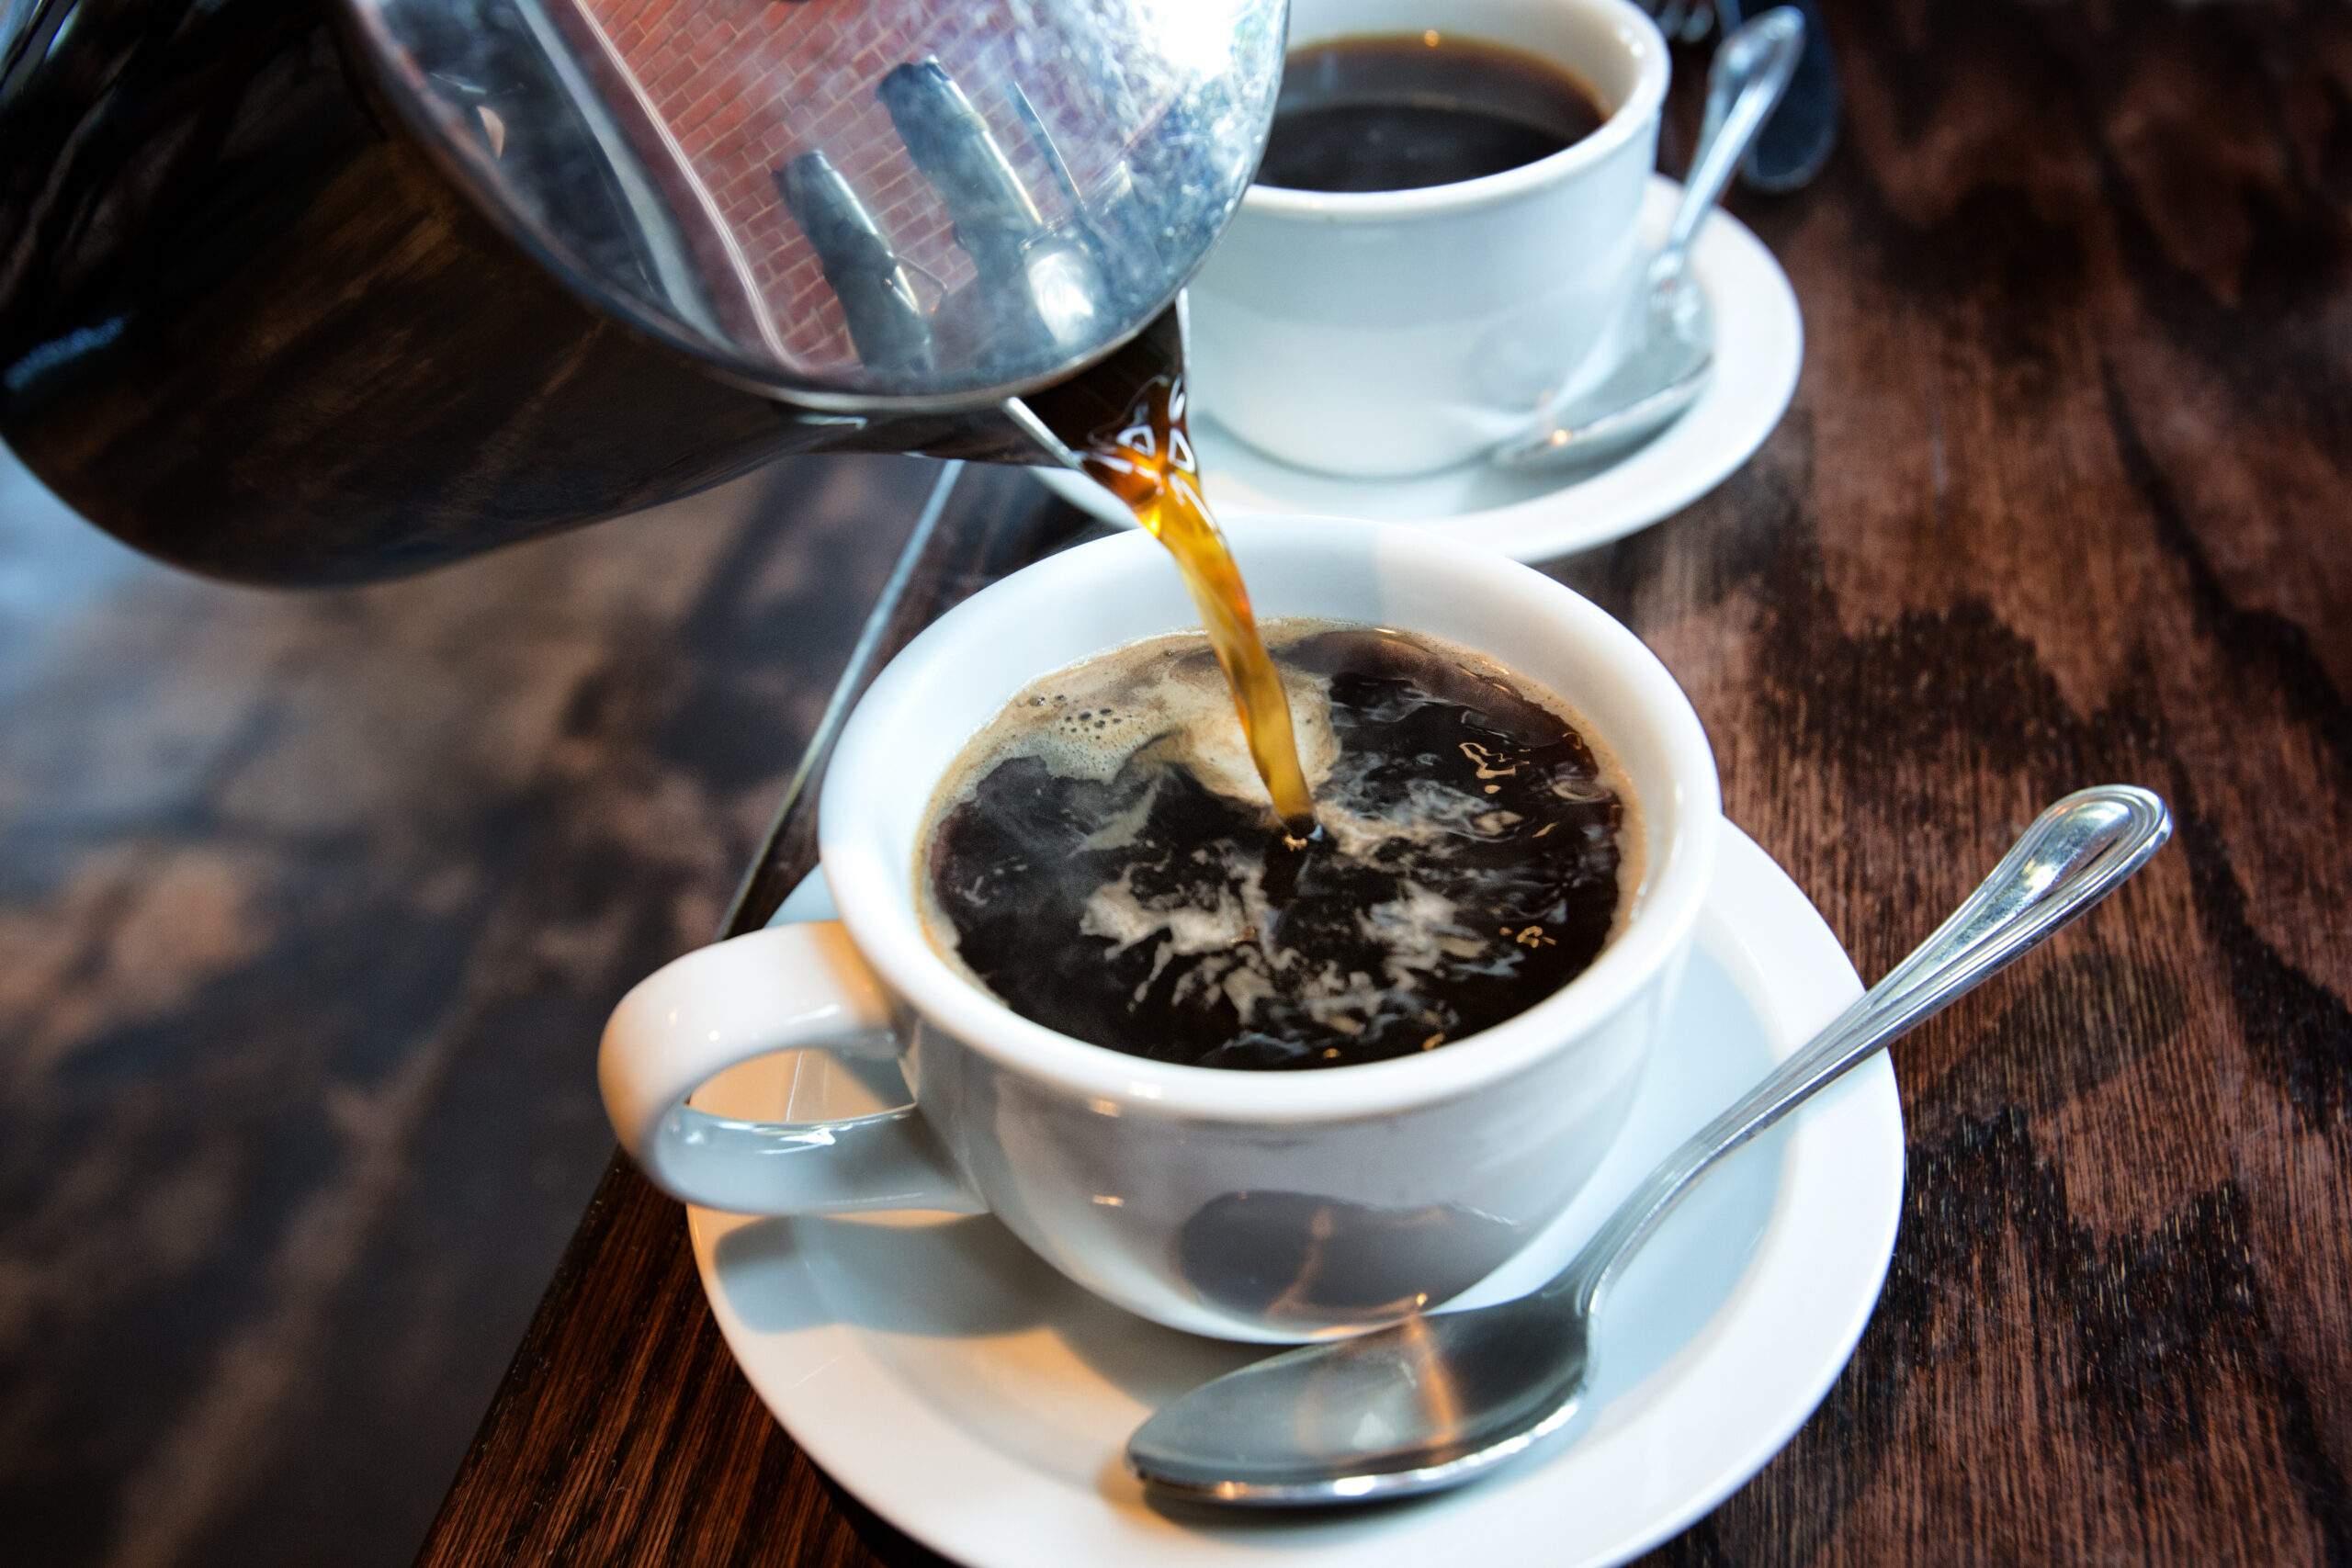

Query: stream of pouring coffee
[{"left": 1027, "top": 323, "right": 1318, "bottom": 834}]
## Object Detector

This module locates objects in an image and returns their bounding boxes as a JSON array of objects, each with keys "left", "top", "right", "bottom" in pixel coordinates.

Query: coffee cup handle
[{"left": 598, "top": 923, "right": 985, "bottom": 1215}]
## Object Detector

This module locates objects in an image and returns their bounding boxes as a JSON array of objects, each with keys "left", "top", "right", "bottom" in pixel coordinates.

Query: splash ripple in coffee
[
  {"left": 922, "top": 625, "right": 1628, "bottom": 1070},
  {"left": 1259, "top": 34, "right": 1609, "bottom": 194}
]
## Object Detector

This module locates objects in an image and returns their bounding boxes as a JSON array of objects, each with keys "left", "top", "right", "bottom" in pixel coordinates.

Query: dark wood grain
[
  {"left": 0, "top": 445, "right": 981, "bottom": 1568},
  {"left": 417, "top": 0, "right": 2352, "bottom": 1562},
  {"left": 416, "top": 463, "right": 1087, "bottom": 1568},
  {"left": 418, "top": 1156, "right": 938, "bottom": 1568}
]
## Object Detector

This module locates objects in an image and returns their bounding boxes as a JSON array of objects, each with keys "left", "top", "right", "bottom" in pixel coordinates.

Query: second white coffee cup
[
  {"left": 599, "top": 518, "right": 1718, "bottom": 1342},
  {"left": 1187, "top": 0, "right": 1668, "bottom": 479}
]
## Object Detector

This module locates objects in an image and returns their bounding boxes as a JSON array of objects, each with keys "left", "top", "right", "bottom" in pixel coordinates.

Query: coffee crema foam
[{"left": 918, "top": 621, "right": 1639, "bottom": 1070}]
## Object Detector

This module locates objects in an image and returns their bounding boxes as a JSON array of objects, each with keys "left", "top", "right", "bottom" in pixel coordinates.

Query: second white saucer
[{"left": 1037, "top": 175, "right": 1803, "bottom": 563}]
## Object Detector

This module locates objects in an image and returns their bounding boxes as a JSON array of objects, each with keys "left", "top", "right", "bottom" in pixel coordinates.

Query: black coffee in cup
[
  {"left": 918, "top": 624, "right": 1631, "bottom": 1070},
  {"left": 1257, "top": 34, "right": 1610, "bottom": 193}
]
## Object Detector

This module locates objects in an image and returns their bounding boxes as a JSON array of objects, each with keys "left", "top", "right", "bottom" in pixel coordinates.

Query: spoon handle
[
  {"left": 1554, "top": 785, "right": 2172, "bottom": 1312},
  {"left": 1662, "top": 8, "right": 1807, "bottom": 266}
]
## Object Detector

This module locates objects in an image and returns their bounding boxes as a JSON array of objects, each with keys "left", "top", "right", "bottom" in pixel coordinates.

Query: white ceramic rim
[
  {"left": 1244, "top": 0, "right": 1670, "bottom": 222},
  {"left": 819, "top": 517, "right": 1720, "bottom": 1124}
]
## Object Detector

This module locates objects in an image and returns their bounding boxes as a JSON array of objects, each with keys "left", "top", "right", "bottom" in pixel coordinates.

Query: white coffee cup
[
  {"left": 599, "top": 518, "right": 1718, "bottom": 1342},
  {"left": 1187, "top": 0, "right": 1669, "bottom": 479}
]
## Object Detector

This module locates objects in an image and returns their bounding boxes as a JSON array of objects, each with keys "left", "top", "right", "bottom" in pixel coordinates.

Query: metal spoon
[
  {"left": 1128, "top": 784, "right": 2173, "bottom": 1506},
  {"left": 1717, "top": 0, "right": 1841, "bottom": 193},
  {"left": 1492, "top": 8, "right": 1806, "bottom": 468}
]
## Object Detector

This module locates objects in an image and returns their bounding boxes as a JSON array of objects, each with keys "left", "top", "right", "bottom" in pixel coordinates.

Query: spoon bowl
[{"left": 1130, "top": 1287, "right": 1586, "bottom": 1503}]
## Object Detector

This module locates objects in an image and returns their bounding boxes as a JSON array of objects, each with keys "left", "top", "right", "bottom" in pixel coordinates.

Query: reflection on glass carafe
[{"left": 0, "top": 0, "right": 1284, "bottom": 584}]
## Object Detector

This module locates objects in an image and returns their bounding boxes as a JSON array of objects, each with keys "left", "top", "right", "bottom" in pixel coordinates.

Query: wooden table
[{"left": 414, "top": 0, "right": 2352, "bottom": 1561}]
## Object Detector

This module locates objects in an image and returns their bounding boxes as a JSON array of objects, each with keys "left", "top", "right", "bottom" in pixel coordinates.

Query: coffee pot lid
[{"left": 341, "top": 0, "right": 1283, "bottom": 410}]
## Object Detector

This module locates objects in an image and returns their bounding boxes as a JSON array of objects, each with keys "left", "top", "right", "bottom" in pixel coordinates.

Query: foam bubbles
[
  {"left": 927, "top": 625, "right": 1340, "bottom": 815},
  {"left": 918, "top": 622, "right": 1634, "bottom": 1070}
]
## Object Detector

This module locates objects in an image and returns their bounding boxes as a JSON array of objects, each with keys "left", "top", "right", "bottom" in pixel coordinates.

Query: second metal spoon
[
  {"left": 1128, "top": 784, "right": 2173, "bottom": 1506},
  {"left": 1493, "top": 7, "right": 1805, "bottom": 468}
]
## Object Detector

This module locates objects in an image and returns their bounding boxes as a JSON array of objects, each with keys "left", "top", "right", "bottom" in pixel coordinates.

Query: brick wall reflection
[{"left": 576, "top": 0, "right": 1109, "bottom": 367}]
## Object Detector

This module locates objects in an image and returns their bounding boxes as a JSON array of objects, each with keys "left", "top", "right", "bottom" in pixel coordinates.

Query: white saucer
[
  {"left": 1035, "top": 175, "right": 1804, "bottom": 563},
  {"left": 691, "top": 822, "right": 1902, "bottom": 1568}
]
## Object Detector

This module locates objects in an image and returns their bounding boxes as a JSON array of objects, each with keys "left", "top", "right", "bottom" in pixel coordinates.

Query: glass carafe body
[{"left": 0, "top": 0, "right": 1281, "bottom": 583}]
